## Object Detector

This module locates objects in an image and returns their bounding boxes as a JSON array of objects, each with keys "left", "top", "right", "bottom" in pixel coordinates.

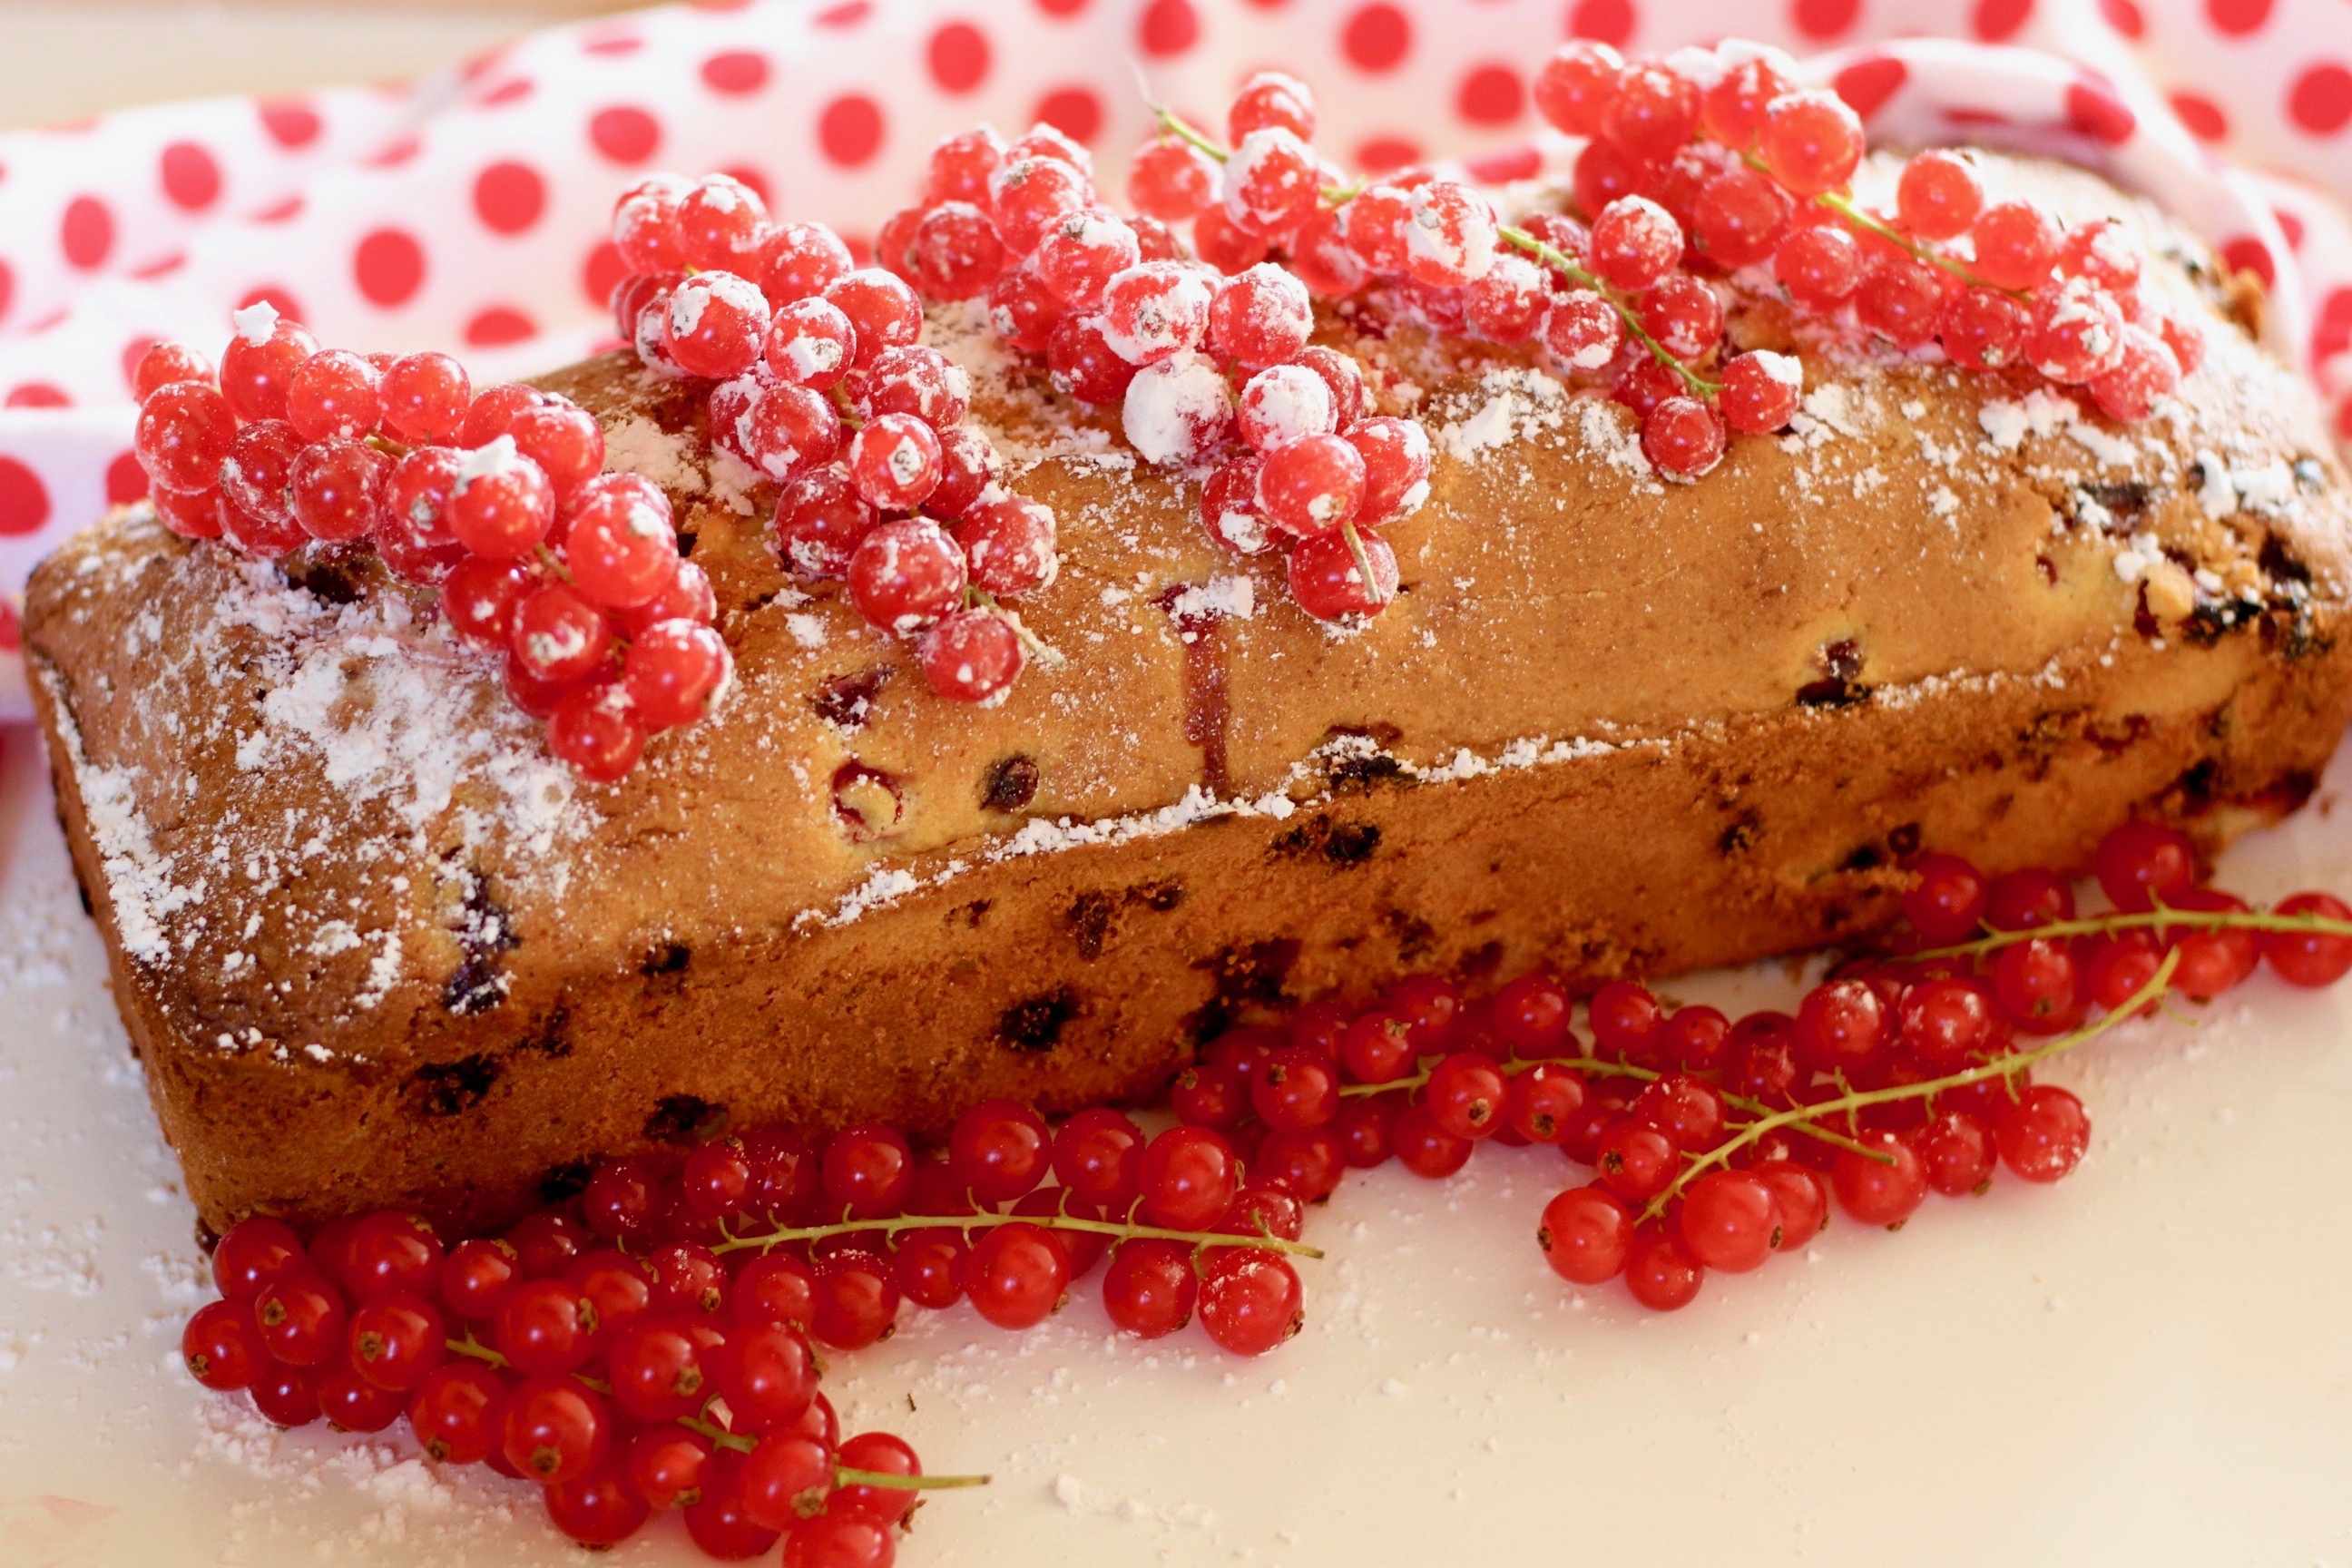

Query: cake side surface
[{"left": 24, "top": 151, "right": 2352, "bottom": 1230}]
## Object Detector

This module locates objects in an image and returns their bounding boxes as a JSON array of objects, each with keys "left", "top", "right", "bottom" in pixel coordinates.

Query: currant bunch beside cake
[
  {"left": 601, "top": 172, "right": 1063, "bottom": 704},
  {"left": 127, "top": 309, "right": 729, "bottom": 782}
]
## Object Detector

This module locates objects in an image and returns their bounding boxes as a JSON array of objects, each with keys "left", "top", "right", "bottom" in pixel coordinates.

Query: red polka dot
[
  {"left": 105, "top": 451, "right": 147, "bottom": 505},
  {"left": 1792, "top": 0, "right": 1859, "bottom": 39},
  {"left": 2288, "top": 64, "right": 2352, "bottom": 135},
  {"left": 466, "top": 308, "right": 537, "bottom": 347},
  {"left": 1465, "top": 143, "right": 1542, "bottom": 182},
  {"left": 368, "top": 137, "right": 424, "bottom": 169},
  {"left": 0, "top": 599, "right": 18, "bottom": 654},
  {"left": 702, "top": 50, "right": 769, "bottom": 94},
  {"left": 590, "top": 106, "right": 662, "bottom": 164},
  {"left": 1457, "top": 64, "right": 1524, "bottom": 125},
  {"left": 61, "top": 196, "right": 113, "bottom": 270},
  {"left": 2170, "top": 91, "right": 2228, "bottom": 141},
  {"left": 258, "top": 99, "right": 321, "bottom": 149},
  {"left": 1974, "top": 0, "right": 2032, "bottom": 40},
  {"left": 2066, "top": 78, "right": 2135, "bottom": 144},
  {"left": 2337, "top": 396, "right": 2352, "bottom": 444},
  {"left": 2273, "top": 207, "right": 2305, "bottom": 250},
  {"left": 474, "top": 161, "right": 546, "bottom": 235},
  {"left": 1034, "top": 0, "right": 1088, "bottom": 15},
  {"left": 2220, "top": 235, "right": 2275, "bottom": 288},
  {"left": 255, "top": 193, "right": 305, "bottom": 224},
  {"left": 928, "top": 22, "right": 990, "bottom": 92},
  {"left": 581, "top": 28, "right": 642, "bottom": 54},
  {"left": 2312, "top": 285, "right": 2352, "bottom": 359},
  {"left": 1357, "top": 136, "right": 1422, "bottom": 172},
  {"left": 813, "top": 1, "right": 868, "bottom": 23},
  {"left": 1034, "top": 87, "right": 1103, "bottom": 145},
  {"left": 160, "top": 142, "right": 221, "bottom": 211},
  {"left": 1834, "top": 55, "right": 1907, "bottom": 118},
  {"left": 818, "top": 94, "right": 885, "bottom": 166},
  {"left": 0, "top": 258, "right": 14, "bottom": 326},
  {"left": 480, "top": 78, "right": 534, "bottom": 109},
  {"left": 2100, "top": 0, "right": 2144, "bottom": 35},
  {"left": 2204, "top": 0, "right": 2269, "bottom": 34},
  {"left": 132, "top": 252, "right": 185, "bottom": 279},
  {"left": 1567, "top": 0, "right": 1633, "bottom": 44},
  {"left": 354, "top": 229, "right": 426, "bottom": 307},
  {"left": 0, "top": 457, "right": 52, "bottom": 538},
  {"left": 460, "top": 44, "right": 510, "bottom": 81},
  {"left": 5, "top": 383, "right": 68, "bottom": 407},
  {"left": 1140, "top": 0, "right": 1199, "bottom": 54},
  {"left": 583, "top": 241, "right": 629, "bottom": 311},
  {"left": 1342, "top": 5, "right": 1412, "bottom": 71},
  {"left": 240, "top": 284, "right": 303, "bottom": 320}
]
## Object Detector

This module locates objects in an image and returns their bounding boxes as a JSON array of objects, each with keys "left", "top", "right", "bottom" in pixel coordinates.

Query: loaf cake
[{"left": 26, "top": 149, "right": 2352, "bottom": 1236}]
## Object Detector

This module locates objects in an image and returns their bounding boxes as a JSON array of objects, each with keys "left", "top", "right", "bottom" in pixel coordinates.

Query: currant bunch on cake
[
  {"left": 1520, "top": 39, "right": 2200, "bottom": 426},
  {"left": 125, "top": 310, "right": 728, "bottom": 783},
  {"left": 601, "top": 173, "right": 1063, "bottom": 705},
  {"left": 861, "top": 103, "right": 1432, "bottom": 621}
]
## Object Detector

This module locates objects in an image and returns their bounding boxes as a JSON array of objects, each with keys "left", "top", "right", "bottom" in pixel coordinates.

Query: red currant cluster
[
  {"left": 604, "top": 173, "right": 1061, "bottom": 705},
  {"left": 126, "top": 312, "right": 728, "bottom": 782},
  {"left": 182, "top": 1204, "right": 958, "bottom": 1564},
  {"left": 175, "top": 1111, "right": 1313, "bottom": 1560},
  {"left": 1156, "top": 816, "right": 2351, "bottom": 1312},
  {"left": 858, "top": 87, "right": 1432, "bottom": 621},
  {"left": 1528, "top": 41, "right": 2203, "bottom": 436}
]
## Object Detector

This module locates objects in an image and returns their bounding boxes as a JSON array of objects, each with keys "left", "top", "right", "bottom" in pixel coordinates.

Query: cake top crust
[{"left": 24, "top": 152, "right": 2351, "bottom": 1061}]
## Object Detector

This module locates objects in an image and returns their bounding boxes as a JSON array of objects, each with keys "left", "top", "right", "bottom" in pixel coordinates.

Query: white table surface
[
  {"left": 3, "top": 12, "right": 2351, "bottom": 1565},
  {"left": 4, "top": 705, "right": 2351, "bottom": 1568}
]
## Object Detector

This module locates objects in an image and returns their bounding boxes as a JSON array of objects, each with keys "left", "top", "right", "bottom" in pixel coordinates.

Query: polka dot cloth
[{"left": 1, "top": 0, "right": 2349, "bottom": 719}]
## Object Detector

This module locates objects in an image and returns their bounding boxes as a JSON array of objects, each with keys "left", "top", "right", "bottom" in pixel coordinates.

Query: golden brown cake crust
[{"left": 26, "top": 152, "right": 2352, "bottom": 1232}]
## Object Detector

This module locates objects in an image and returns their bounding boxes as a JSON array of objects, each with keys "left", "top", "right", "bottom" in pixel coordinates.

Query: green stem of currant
[
  {"left": 966, "top": 585, "right": 1068, "bottom": 669},
  {"left": 1914, "top": 904, "right": 2352, "bottom": 962},
  {"left": 1338, "top": 1052, "right": 1886, "bottom": 1161},
  {"left": 1337, "top": 519, "right": 1391, "bottom": 607},
  {"left": 1146, "top": 100, "right": 1720, "bottom": 400},
  {"left": 1496, "top": 226, "right": 1722, "bottom": 397},
  {"left": 674, "top": 1415, "right": 993, "bottom": 1489},
  {"left": 709, "top": 1208, "right": 1325, "bottom": 1261},
  {"left": 1634, "top": 948, "right": 2181, "bottom": 1225},
  {"left": 446, "top": 1332, "right": 614, "bottom": 1396},
  {"left": 1735, "top": 151, "right": 2024, "bottom": 299}
]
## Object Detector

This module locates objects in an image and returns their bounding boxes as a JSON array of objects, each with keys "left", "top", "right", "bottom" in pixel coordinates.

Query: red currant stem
[
  {"left": 1635, "top": 947, "right": 2181, "bottom": 1225},
  {"left": 444, "top": 1332, "right": 614, "bottom": 1395},
  {"left": 1337, "top": 1052, "right": 1885, "bottom": 1161},
  {"left": 1337, "top": 520, "right": 1391, "bottom": 607},
  {"left": 675, "top": 1415, "right": 993, "bottom": 1488},
  {"left": 1912, "top": 902, "right": 2352, "bottom": 961},
  {"left": 1498, "top": 226, "right": 1722, "bottom": 398},
  {"left": 363, "top": 435, "right": 416, "bottom": 460},
  {"left": 707, "top": 1208, "right": 1325, "bottom": 1260},
  {"left": 965, "top": 586, "right": 1068, "bottom": 669}
]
